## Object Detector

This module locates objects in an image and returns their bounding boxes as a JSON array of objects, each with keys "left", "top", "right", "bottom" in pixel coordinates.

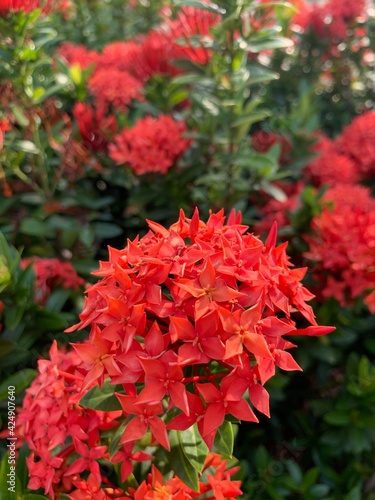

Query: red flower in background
[
  {"left": 134, "top": 30, "right": 182, "bottom": 81},
  {"left": 337, "top": 111, "right": 375, "bottom": 179},
  {"left": 109, "top": 114, "right": 190, "bottom": 175},
  {"left": 100, "top": 33, "right": 181, "bottom": 83},
  {"left": 304, "top": 134, "right": 360, "bottom": 186},
  {"left": 294, "top": 0, "right": 366, "bottom": 40},
  {"left": 57, "top": 42, "right": 99, "bottom": 70},
  {"left": 17, "top": 342, "right": 121, "bottom": 499},
  {"left": 73, "top": 102, "right": 117, "bottom": 153},
  {"left": 21, "top": 257, "right": 84, "bottom": 305},
  {"left": 88, "top": 68, "right": 143, "bottom": 112},
  {"left": 162, "top": 6, "right": 222, "bottom": 65},
  {"left": 0, "top": 0, "right": 71, "bottom": 16},
  {"left": 304, "top": 184, "right": 375, "bottom": 309}
]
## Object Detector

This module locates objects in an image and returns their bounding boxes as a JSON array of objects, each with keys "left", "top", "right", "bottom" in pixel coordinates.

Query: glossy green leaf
[
  {"left": 109, "top": 421, "right": 127, "bottom": 458},
  {"left": 212, "top": 420, "right": 234, "bottom": 457},
  {"left": 178, "top": 424, "right": 209, "bottom": 473},
  {"left": 242, "top": 37, "right": 293, "bottom": 52},
  {"left": 0, "top": 452, "right": 21, "bottom": 500},
  {"left": 0, "top": 369, "right": 36, "bottom": 400},
  {"left": 231, "top": 110, "right": 271, "bottom": 128},
  {"left": 173, "top": 0, "right": 226, "bottom": 15},
  {"left": 167, "top": 430, "right": 200, "bottom": 491},
  {"left": 79, "top": 379, "right": 122, "bottom": 411}
]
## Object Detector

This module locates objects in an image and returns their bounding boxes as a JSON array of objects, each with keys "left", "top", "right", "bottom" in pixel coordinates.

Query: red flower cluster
[
  {"left": 88, "top": 68, "right": 143, "bottom": 113},
  {"left": 57, "top": 42, "right": 99, "bottom": 70},
  {"left": 127, "top": 455, "right": 242, "bottom": 499},
  {"left": 100, "top": 33, "right": 181, "bottom": 83},
  {"left": 67, "top": 209, "right": 334, "bottom": 452},
  {"left": 21, "top": 257, "right": 84, "bottom": 305},
  {"left": 73, "top": 102, "right": 117, "bottom": 153},
  {"left": 109, "top": 115, "right": 190, "bottom": 175},
  {"left": 337, "top": 111, "right": 375, "bottom": 179},
  {"left": 304, "top": 184, "right": 375, "bottom": 310},
  {"left": 304, "top": 134, "right": 360, "bottom": 187},
  {"left": 17, "top": 343, "right": 243, "bottom": 498},
  {"left": 162, "top": 6, "right": 222, "bottom": 65},
  {"left": 0, "top": 0, "right": 71, "bottom": 15},
  {"left": 304, "top": 111, "right": 375, "bottom": 185},
  {"left": 293, "top": 0, "right": 366, "bottom": 40},
  {"left": 17, "top": 342, "right": 121, "bottom": 499}
]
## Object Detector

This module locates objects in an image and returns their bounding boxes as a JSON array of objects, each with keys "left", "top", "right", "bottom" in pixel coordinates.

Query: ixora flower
[
  {"left": 161, "top": 6, "right": 222, "bottom": 65},
  {"left": 0, "top": 0, "right": 70, "bottom": 15},
  {"left": 73, "top": 102, "right": 117, "bottom": 153},
  {"left": 21, "top": 257, "right": 84, "bottom": 305},
  {"left": 88, "top": 67, "right": 144, "bottom": 113},
  {"left": 67, "top": 209, "right": 334, "bottom": 449},
  {"left": 337, "top": 111, "right": 375, "bottom": 179},
  {"left": 109, "top": 115, "right": 190, "bottom": 175},
  {"left": 17, "top": 210, "right": 334, "bottom": 498},
  {"left": 304, "top": 184, "right": 375, "bottom": 311}
]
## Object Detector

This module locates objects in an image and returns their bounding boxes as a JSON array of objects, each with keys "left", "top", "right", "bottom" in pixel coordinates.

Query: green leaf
[
  {"left": 92, "top": 222, "right": 123, "bottom": 239},
  {"left": 242, "top": 36, "right": 293, "bottom": 52},
  {"left": 324, "top": 411, "right": 351, "bottom": 426},
  {"left": 79, "top": 226, "right": 95, "bottom": 248},
  {"left": 109, "top": 421, "right": 127, "bottom": 458},
  {"left": 10, "top": 104, "right": 29, "bottom": 127},
  {"left": 15, "top": 443, "right": 31, "bottom": 491},
  {"left": 301, "top": 467, "right": 319, "bottom": 491},
  {"left": 251, "top": 1, "right": 296, "bottom": 13},
  {"left": 173, "top": 0, "right": 226, "bottom": 15},
  {"left": 0, "top": 369, "right": 36, "bottom": 400},
  {"left": 13, "top": 140, "right": 41, "bottom": 155},
  {"left": 212, "top": 420, "right": 234, "bottom": 457},
  {"left": 0, "top": 452, "right": 21, "bottom": 500},
  {"left": 191, "top": 93, "right": 221, "bottom": 116},
  {"left": 79, "top": 379, "right": 123, "bottom": 411},
  {"left": 45, "top": 289, "right": 71, "bottom": 312},
  {"left": 231, "top": 110, "right": 271, "bottom": 128},
  {"left": 167, "top": 430, "right": 200, "bottom": 491},
  {"left": 260, "top": 181, "right": 287, "bottom": 202},
  {"left": 34, "top": 309, "right": 67, "bottom": 331},
  {"left": 19, "top": 218, "right": 54, "bottom": 238},
  {"left": 172, "top": 74, "right": 213, "bottom": 87},
  {"left": 178, "top": 424, "right": 209, "bottom": 473}
]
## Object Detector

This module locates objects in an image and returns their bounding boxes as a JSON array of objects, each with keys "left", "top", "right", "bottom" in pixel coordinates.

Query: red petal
[
  {"left": 203, "top": 402, "right": 225, "bottom": 436},
  {"left": 249, "top": 384, "right": 270, "bottom": 417},
  {"left": 274, "top": 350, "right": 302, "bottom": 371},
  {"left": 227, "top": 399, "right": 258, "bottom": 423},
  {"left": 287, "top": 325, "right": 336, "bottom": 336},
  {"left": 120, "top": 417, "right": 147, "bottom": 444},
  {"left": 149, "top": 417, "right": 170, "bottom": 451}
]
